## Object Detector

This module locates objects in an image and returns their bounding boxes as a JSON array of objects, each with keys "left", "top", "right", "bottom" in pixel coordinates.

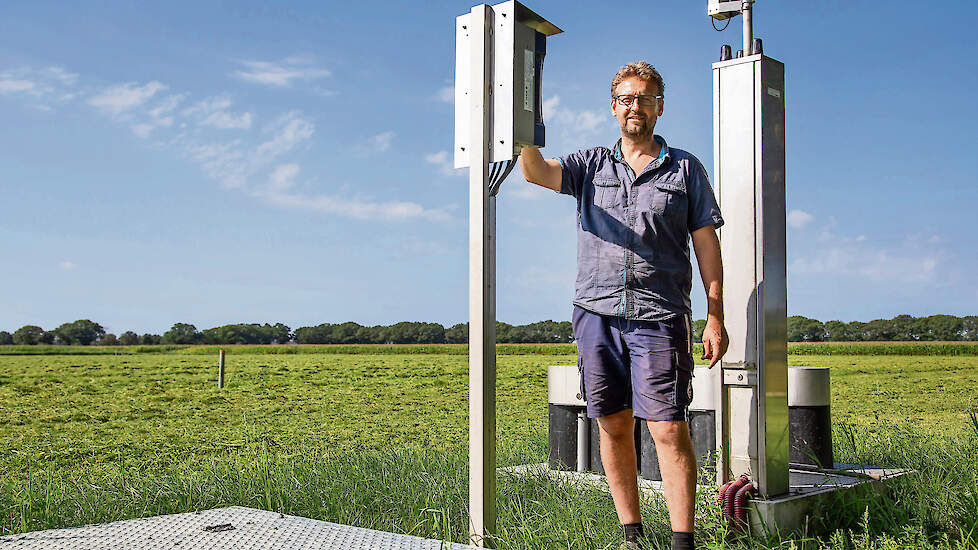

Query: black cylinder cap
[
  {"left": 751, "top": 38, "right": 763, "bottom": 55},
  {"left": 735, "top": 49, "right": 744, "bottom": 58},
  {"left": 720, "top": 45, "right": 732, "bottom": 61}
]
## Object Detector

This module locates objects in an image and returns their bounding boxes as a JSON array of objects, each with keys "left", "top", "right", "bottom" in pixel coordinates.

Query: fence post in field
[{"left": 218, "top": 349, "right": 225, "bottom": 389}]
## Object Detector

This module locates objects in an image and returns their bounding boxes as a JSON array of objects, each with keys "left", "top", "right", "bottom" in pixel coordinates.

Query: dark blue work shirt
[{"left": 558, "top": 135, "right": 724, "bottom": 321}]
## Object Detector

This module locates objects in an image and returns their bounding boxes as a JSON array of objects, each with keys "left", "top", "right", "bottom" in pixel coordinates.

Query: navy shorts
[{"left": 572, "top": 306, "right": 694, "bottom": 421}]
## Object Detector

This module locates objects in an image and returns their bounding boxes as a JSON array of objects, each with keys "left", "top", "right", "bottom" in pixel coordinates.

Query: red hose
[
  {"left": 717, "top": 480, "right": 734, "bottom": 508},
  {"left": 723, "top": 476, "right": 749, "bottom": 523},
  {"left": 733, "top": 481, "right": 757, "bottom": 532}
]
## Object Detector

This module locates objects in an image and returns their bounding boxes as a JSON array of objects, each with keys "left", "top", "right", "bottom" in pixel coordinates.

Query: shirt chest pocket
[
  {"left": 592, "top": 177, "right": 620, "bottom": 209},
  {"left": 650, "top": 180, "right": 687, "bottom": 216}
]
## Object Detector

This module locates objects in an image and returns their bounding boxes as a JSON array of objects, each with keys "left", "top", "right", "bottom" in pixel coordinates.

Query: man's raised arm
[{"left": 518, "top": 147, "right": 563, "bottom": 192}]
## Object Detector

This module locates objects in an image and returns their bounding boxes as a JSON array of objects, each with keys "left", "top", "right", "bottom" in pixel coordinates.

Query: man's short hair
[{"left": 611, "top": 62, "right": 665, "bottom": 97}]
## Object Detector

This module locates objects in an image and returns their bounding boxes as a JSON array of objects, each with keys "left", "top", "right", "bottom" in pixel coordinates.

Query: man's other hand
[{"left": 701, "top": 317, "right": 728, "bottom": 368}]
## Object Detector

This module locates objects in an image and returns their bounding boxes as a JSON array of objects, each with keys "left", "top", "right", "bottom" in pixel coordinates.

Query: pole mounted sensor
[
  {"left": 708, "top": 0, "right": 752, "bottom": 20},
  {"left": 709, "top": 1, "right": 756, "bottom": 57}
]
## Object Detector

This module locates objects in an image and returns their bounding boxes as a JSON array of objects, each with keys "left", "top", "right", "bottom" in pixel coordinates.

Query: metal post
[
  {"left": 468, "top": 4, "right": 496, "bottom": 547},
  {"left": 713, "top": 50, "right": 789, "bottom": 499},
  {"left": 218, "top": 349, "right": 225, "bottom": 389},
  {"left": 742, "top": 1, "right": 753, "bottom": 54},
  {"left": 576, "top": 412, "right": 589, "bottom": 473}
]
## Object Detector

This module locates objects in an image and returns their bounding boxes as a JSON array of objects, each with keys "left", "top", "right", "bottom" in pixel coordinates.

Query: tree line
[
  {"left": 0, "top": 319, "right": 575, "bottom": 346},
  {"left": 2, "top": 314, "right": 976, "bottom": 346},
  {"left": 786, "top": 314, "right": 978, "bottom": 342}
]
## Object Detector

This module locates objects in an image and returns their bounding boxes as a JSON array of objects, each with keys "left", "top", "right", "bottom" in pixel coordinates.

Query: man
[{"left": 519, "top": 62, "right": 728, "bottom": 550}]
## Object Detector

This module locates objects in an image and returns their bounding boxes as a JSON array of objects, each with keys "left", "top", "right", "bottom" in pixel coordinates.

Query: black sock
[
  {"left": 623, "top": 522, "right": 644, "bottom": 543},
  {"left": 672, "top": 531, "right": 694, "bottom": 550}
]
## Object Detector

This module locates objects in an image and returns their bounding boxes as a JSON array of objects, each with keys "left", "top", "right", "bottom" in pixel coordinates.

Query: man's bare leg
[
  {"left": 646, "top": 420, "right": 697, "bottom": 532},
  {"left": 596, "top": 408, "right": 641, "bottom": 525}
]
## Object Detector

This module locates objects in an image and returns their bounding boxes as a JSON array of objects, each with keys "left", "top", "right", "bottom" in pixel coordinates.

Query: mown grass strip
[
  {"left": 3, "top": 341, "right": 978, "bottom": 356},
  {"left": 180, "top": 344, "right": 581, "bottom": 356},
  {"left": 0, "top": 345, "right": 187, "bottom": 356},
  {"left": 788, "top": 342, "right": 978, "bottom": 356}
]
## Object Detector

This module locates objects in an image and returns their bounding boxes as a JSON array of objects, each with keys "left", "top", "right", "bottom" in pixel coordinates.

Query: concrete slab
[{"left": 0, "top": 506, "right": 476, "bottom": 549}]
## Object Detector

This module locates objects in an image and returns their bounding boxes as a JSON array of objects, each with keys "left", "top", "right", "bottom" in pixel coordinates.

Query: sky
[{"left": 1, "top": 1, "right": 976, "bottom": 336}]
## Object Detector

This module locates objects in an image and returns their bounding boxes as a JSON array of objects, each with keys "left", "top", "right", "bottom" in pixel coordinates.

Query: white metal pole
[
  {"left": 576, "top": 412, "right": 588, "bottom": 473},
  {"left": 468, "top": 3, "right": 496, "bottom": 547},
  {"left": 742, "top": 1, "right": 753, "bottom": 54}
]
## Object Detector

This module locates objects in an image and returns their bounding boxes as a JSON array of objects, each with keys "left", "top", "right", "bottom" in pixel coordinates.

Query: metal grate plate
[{"left": 0, "top": 506, "right": 476, "bottom": 549}]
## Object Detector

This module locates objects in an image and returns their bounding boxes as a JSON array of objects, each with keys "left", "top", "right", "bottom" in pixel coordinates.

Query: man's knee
[
  {"left": 646, "top": 420, "right": 692, "bottom": 450},
  {"left": 596, "top": 409, "right": 635, "bottom": 441}
]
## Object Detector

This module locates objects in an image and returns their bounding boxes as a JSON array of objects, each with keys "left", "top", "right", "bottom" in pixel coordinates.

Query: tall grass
[{"left": 3, "top": 421, "right": 977, "bottom": 548}]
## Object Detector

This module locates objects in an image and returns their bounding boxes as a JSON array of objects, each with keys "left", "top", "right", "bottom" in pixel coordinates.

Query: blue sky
[{"left": 1, "top": 1, "right": 976, "bottom": 335}]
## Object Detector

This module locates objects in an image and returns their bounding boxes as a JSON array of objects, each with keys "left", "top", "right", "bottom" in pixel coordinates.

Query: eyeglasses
[{"left": 613, "top": 94, "right": 662, "bottom": 107}]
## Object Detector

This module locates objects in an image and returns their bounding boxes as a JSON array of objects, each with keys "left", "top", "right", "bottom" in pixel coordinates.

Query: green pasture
[
  {"left": 1, "top": 350, "right": 977, "bottom": 548},
  {"left": 4, "top": 341, "right": 978, "bottom": 356}
]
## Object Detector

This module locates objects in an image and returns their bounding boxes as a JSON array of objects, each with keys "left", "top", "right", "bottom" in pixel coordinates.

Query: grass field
[
  {"left": 4, "top": 341, "right": 978, "bottom": 356},
  {"left": 1, "top": 349, "right": 977, "bottom": 548}
]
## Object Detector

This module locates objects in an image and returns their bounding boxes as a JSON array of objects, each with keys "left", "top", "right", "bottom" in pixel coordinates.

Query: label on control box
[{"left": 523, "top": 49, "right": 534, "bottom": 112}]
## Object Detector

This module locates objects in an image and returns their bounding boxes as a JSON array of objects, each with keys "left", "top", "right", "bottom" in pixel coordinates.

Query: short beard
[{"left": 621, "top": 118, "right": 652, "bottom": 140}]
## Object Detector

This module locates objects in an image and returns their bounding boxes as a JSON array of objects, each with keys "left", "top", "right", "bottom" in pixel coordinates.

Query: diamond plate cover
[{"left": 0, "top": 506, "right": 476, "bottom": 549}]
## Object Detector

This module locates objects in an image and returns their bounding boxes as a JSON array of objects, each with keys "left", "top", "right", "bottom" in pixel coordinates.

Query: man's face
[{"left": 611, "top": 76, "right": 664, "bottom": 141}]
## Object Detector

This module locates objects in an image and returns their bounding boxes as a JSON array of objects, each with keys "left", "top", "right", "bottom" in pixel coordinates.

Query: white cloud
[
  {"left": 542, "top": 96, "right": 560, "bottom": 120},
  {"left": 3, "top": 63, "right": 452, "bottom": 223},
  {"left": 203, "top": 110, "right": 253, "bottom": 129},
  {"left": 182, "top": 95, "right": 252, "bottom": 129},
  {"left": 787, "top": 209, "right": 814, "bottom": 228},
  {"left": 261, "top": 189, "right": 452, "bottom": 222},
  {"left": 511, "top": 265, "right": 574, "bottom": 292},
  {"left": 368, "top": 131, "right": 394, "bottom": 152},
  {"left": 149, "top": 94, "right": 185, "bottom": 119},
  {"left": 255, "top": 164, "right": 452, "bottom": 222},
  {"left": 183, "top": 140, "right": 249, "bottom": 188},
  {"left": 505, "top": 182, "right": 549, "bottom": 200},
  {"left": 46, "top": 66, "right": 79, "bottom": 85},
  {"left": 313, "top": 87, "right": 338, "bottom": 98},
  {"left": 88, "top": 81, "right": 166, "bottom": 116},
  {"left": 255, "top": 111, "right": 314, "bottom": 161},
  {"left": 232, "top": 56, "right": 331, "bottom": 88},
  {"left": 132, "top": 123, "right": 156, "bottom": 138},
  {"left": 268, "top": 163, "right": 300, "bottom": 192},
  {"left": 0, "top": 78, "right": 36, "bottom": 94},
  {"left": 59, "top": 261, "right": 76, "bottom": 270},
  {"left": 0, "top": 67, "right": 78, "bottom": 104},
  {"left": 354, "top": 131, "right": 395, "bottom": 156},
  {"left": 183, "top": 96, "right": 230, "bottom": 117},
  {"left": 543, "top": 96, "right": 614, "bottom": 148},
  {"left": 543, "top": 95, "right": 605, "bottom": 136},
  {"left": 180, "top": 111, "right": 313, "bottom": 189},
  {"left": 436, "top": 85, "right": 454, "bottom": 103},
  {"left": 129, "top": 93, "right": 186, "bottom": 137},
  {"left": 426, "top": 150, "right": 464, "bottom": 177},
  {"left": 425, "top": 151, "right": 447, "bottom": 164},
  {"left": 790, "top": 232, "right": 945, "bottom": 285}
]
